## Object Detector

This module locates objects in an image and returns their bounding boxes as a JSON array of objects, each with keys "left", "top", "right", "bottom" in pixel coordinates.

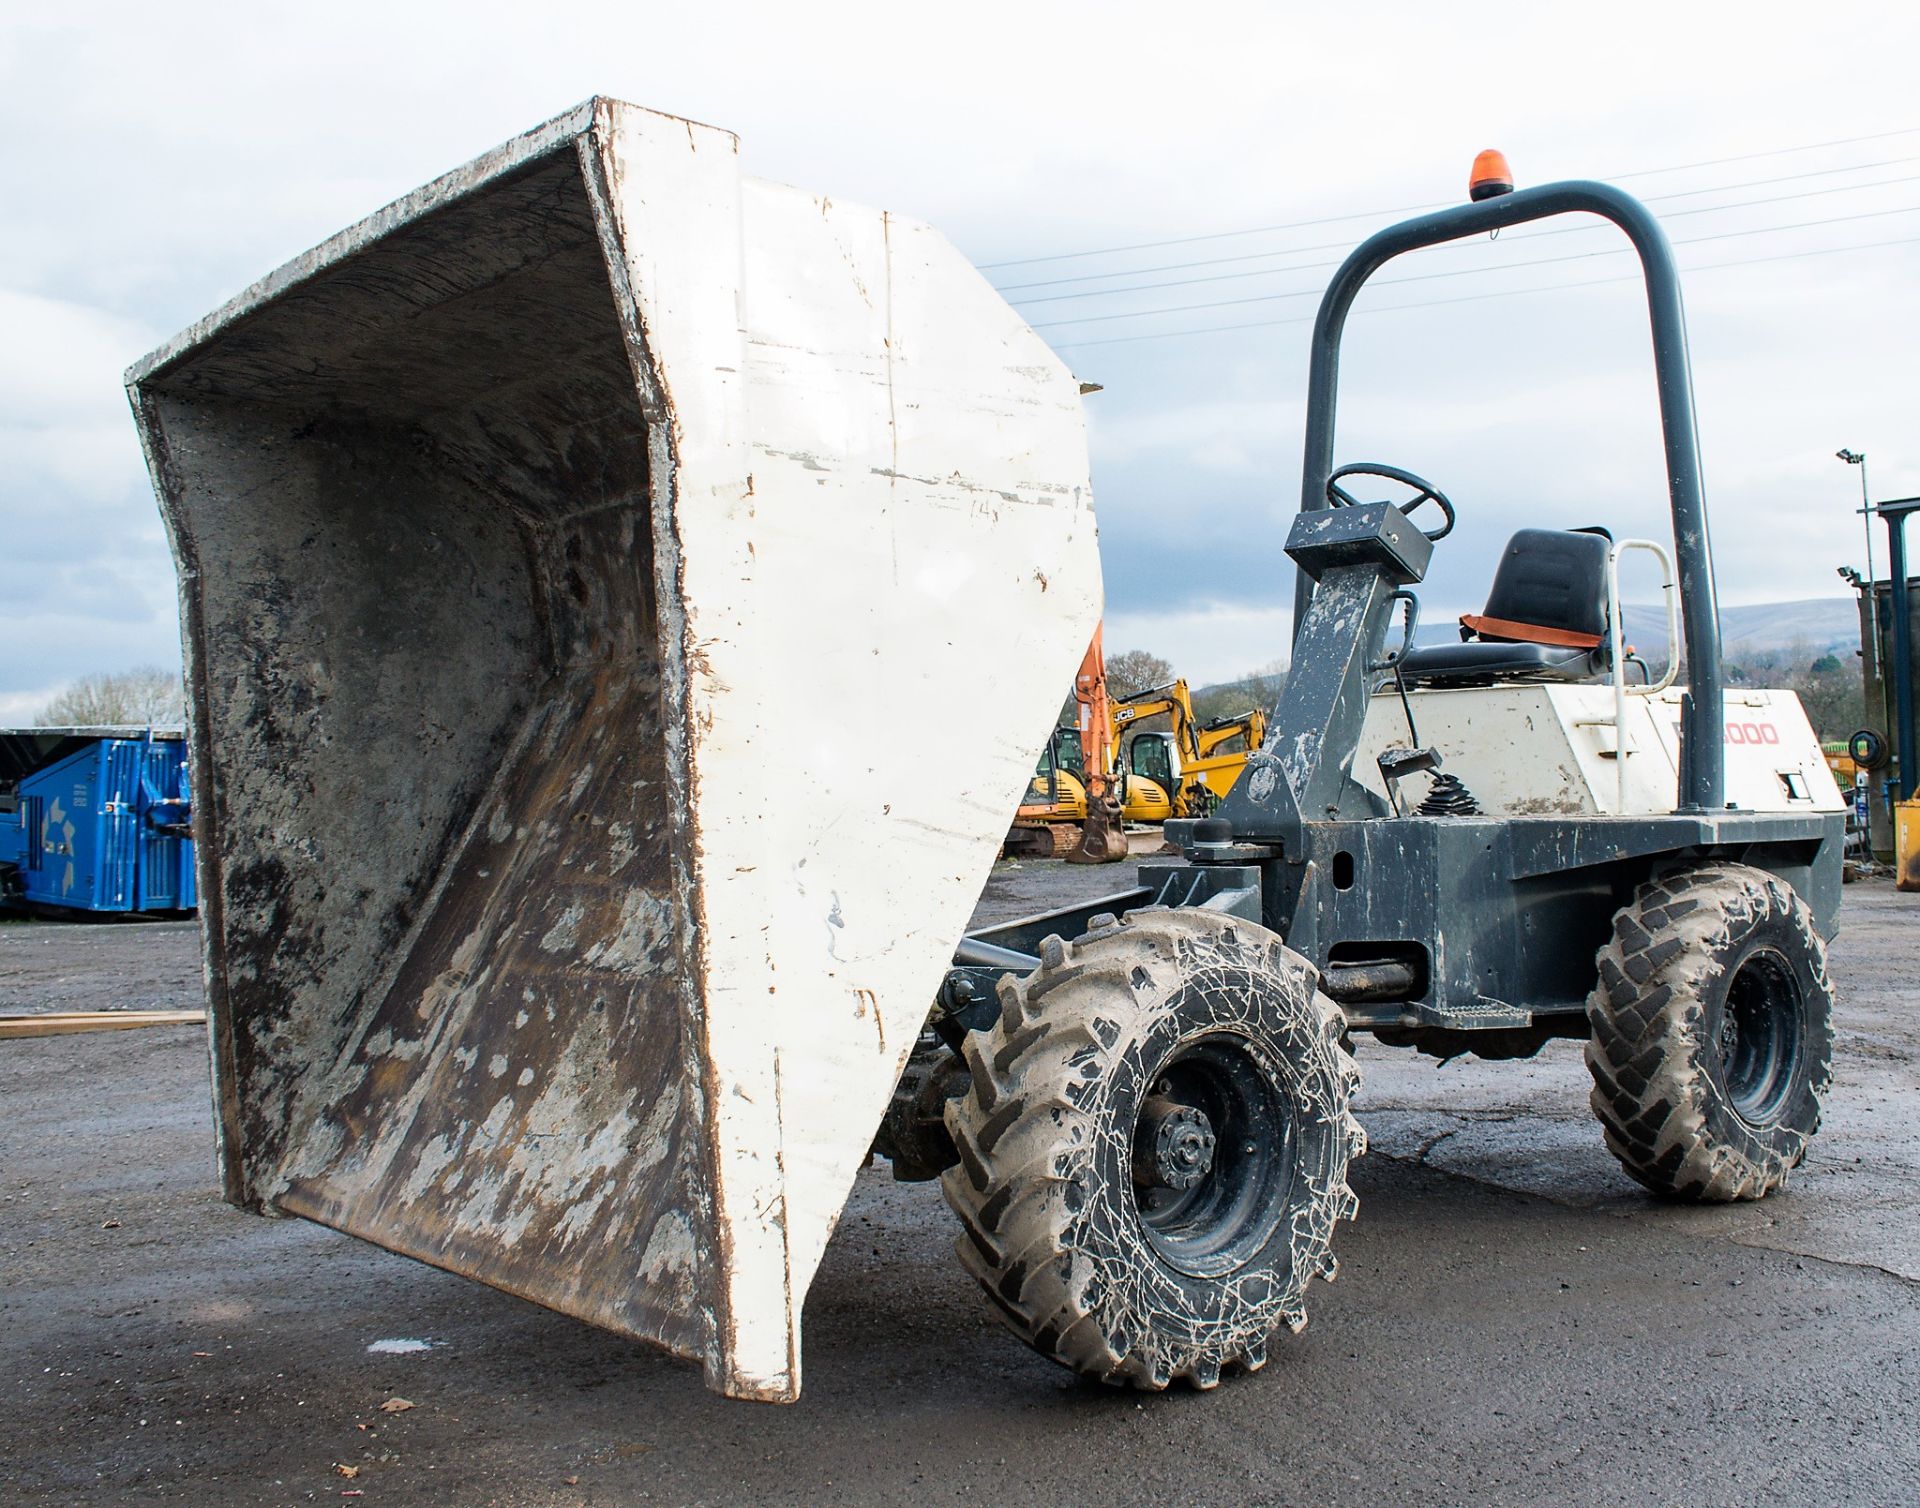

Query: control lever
[{"left": 1376, "top": 746, "right": 1442, "bottom": 818}]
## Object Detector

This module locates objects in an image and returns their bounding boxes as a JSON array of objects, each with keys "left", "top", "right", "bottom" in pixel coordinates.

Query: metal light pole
[{"left": 1837, "top": 450, "right": 1881, "bottom": 680}]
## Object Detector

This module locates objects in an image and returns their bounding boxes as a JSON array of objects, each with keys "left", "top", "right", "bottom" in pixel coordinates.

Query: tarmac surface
[{"left": 1, "top": 870, "right": 1916, "bottom": 1506}]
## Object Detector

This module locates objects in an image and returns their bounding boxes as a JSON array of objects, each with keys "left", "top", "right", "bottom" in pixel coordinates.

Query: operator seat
[{"left": 1398, "top": 527, "right": 1612, "bottom": 686}]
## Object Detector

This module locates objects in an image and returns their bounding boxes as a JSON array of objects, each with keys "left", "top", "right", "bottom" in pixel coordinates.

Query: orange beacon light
[{"left": 1469, "top": 149, "right": 1515, "bottom": 200}]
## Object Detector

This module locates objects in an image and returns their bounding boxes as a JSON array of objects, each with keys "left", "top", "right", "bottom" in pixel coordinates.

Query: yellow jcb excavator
[
  {"left": 1112, "top": 681, "right": 1267, "bottom": 823},
  {"left": 1004, "top": 725, "right": 1086, "bottom": 859}
]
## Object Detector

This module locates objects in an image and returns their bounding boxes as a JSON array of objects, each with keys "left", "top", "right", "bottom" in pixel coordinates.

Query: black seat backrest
[{"left": 1473, "top": 528, "right": 1611, "bottom": 643}]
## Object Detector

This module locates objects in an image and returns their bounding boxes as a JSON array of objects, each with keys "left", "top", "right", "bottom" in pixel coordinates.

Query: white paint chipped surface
[
  {"left": 1355, "top": 684, "right": 1842, "bottom": 817},
  {"left": 594, "top": 104, "right": 1099, "bottom": 1397}
]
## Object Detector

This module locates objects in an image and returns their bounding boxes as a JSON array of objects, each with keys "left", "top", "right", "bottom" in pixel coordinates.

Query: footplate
[{"left": 1413, "top": 995, "right": 1534, "bottom": 1031}]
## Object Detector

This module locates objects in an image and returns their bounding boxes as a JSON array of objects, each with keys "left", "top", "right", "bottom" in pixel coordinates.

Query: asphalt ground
[{"left": 1, "top": 873, "right": 1916, "bottom": 1506}]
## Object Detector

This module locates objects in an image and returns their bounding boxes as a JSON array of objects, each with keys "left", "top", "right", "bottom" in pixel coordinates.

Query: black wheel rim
[
  {"left": 1129, "top": 1034, "right": 1295, "bottom": 1278},
  {"left": 1718, "top": 946, "right": 1804, "bottom": 1125}
]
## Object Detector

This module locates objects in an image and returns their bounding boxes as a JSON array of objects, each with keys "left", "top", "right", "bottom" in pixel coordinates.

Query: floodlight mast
[{"left": 1838, "top": 449, "right": 1882, "bottom": 683}]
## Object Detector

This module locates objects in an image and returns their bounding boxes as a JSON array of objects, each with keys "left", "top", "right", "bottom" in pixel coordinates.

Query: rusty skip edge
[
  {"left": 574, "top": 110, "right": 777, "bottom": 1402},
  {"left": 124, "top": 102, "right": 789, "bottom": 1399}
]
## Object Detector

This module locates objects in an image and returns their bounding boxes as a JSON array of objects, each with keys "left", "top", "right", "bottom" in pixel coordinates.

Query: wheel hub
[
  {"left": 1128, "top": 1035, "right": 1299, "bottom": 1277},
  {"left": 1133, "top": 1095, "right": 1217, "bottom": 1191},
  {"left": 1719, "top": 946, "right": 1804, "bottom": 1124}
]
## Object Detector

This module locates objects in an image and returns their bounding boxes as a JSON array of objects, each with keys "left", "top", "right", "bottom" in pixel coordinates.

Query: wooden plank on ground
[{"left": 0, "top": 1010, "right": 207, "bottom": 1040}]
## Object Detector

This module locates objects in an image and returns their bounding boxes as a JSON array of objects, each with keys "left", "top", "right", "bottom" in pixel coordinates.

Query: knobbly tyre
[{"left": 133, "top": 108, "right": 1840, "bottom": 1402}]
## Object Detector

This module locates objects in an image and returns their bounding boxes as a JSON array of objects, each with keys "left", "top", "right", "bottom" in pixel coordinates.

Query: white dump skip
[{"left": 127, "top": 99, "right": 1100, "bottom": 1402}]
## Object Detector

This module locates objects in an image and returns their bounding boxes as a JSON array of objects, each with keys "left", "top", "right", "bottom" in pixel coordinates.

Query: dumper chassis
[{"left": 910, "top": 175, "right": 1842, "bottom": 1387}]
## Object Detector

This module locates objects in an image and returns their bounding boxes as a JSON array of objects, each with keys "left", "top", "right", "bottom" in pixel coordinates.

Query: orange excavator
[
  {"left": 1066, "top": 627, "right": 1128, "bottom": 863},
  {"left": 1007, "top": 626, "right": 1130, "bottom": 863}
]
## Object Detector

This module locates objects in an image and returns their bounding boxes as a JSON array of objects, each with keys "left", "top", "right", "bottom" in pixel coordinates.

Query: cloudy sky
[{"left": 5, "top": 2, "right": 1919, "bottom": 714}]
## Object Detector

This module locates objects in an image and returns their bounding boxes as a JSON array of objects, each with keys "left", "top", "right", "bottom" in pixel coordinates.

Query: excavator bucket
[
  {"left": 1068, "top": 795, "right": 1130, "bottom": 863},
  {"left": 126, "top": 99, "right": 1100, "bottom": 1403}
]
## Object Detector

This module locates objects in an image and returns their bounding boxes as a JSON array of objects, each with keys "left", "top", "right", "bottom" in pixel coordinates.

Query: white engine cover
[{"left": 1354, "top": 684, "right": 1844, "bottom": 817}]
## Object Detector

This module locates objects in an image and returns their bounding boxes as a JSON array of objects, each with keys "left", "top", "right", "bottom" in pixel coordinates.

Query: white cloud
[
  {"left": 1104, "top": 602, "right": 1300, "bottom": 689},
  {"left": 0, "top": 289, "right": 153, "bottom": 414},
  {"left": 0, "top": 684, "right": 62, "bottom": 723}
]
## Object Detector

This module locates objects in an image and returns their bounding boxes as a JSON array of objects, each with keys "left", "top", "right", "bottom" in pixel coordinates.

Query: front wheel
[
  {"left": 941, "top": 908, "right": 1363, "bottom": 1389},
  {"left": 1585, "top": 863, "right": 1834, "bottom": 1201}
]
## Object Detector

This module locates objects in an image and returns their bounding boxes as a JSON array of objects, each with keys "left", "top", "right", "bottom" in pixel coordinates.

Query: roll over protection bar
[{"left": 1290, "top": 181, "right": 1725, "bottom": 813}]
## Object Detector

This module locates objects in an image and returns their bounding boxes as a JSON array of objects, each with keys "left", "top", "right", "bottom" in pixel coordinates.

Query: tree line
[{"left": 31, "top": 667, "right": 186, "bottom": 728}]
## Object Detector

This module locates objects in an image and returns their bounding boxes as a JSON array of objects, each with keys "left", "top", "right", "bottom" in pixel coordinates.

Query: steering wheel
[{"left": 1325, "top": 462, "right": 1456, "bottom": 541}]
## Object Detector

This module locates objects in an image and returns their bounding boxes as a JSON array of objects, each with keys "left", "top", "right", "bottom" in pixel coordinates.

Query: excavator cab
[
  {"left": 1126, "top": 733, "right": 1176, "bottom": 797},
  {"left": 1119, "top": 732, "right": 1178, "bottom": 822}
]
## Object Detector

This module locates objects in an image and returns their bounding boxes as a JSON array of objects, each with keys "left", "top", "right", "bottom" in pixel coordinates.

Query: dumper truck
[{"left": 129, "top": 107, "right": 1842, "bottom": 1402}]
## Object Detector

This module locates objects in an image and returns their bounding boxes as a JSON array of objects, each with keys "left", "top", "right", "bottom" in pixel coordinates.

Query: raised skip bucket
[{"left": 127, "top": 99, "right": 1100, "bottom": 1402}]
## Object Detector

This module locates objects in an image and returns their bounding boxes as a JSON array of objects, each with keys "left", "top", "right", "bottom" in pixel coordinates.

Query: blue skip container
[{"left": 0, "top": 728, "right": 195, "bottom": 915}]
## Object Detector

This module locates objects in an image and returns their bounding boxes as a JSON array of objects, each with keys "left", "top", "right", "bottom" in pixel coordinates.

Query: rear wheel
[
  {"left": 941, "top": 908, "right": 1362, "bottom": 1388},
  {"left": 1585, "top": 863, "right": 1833, "bottom": 1201}
]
